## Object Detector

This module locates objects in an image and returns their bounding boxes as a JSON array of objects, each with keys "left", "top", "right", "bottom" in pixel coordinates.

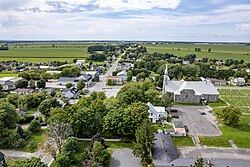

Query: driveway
[
  {"left": 110, "top": 148, "right": 141, "bottom": 167},
  {"left": 171, "top": 106, "right": 221, "bottom": 136}
]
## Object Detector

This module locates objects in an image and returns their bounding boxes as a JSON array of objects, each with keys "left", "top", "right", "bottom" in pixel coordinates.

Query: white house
[
  {"left": 147, "top": 102, "right": 167, "bottom": 123},
  {"left": 0, "top": 77, "right": 24, "bottom": 90},
  {"left": 62, "top": 87, "right": 80, "bottom": 99},
  {"left": 231, "top": 77, "right": 245, "bottom": 86},
  {"left": 76, "top": 60, "right": 86, "bottom": 67}
]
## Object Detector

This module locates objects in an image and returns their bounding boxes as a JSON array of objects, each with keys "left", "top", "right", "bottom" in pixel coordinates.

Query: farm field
[
  {"left": 0, "top": 42, "right": 93, "bottom": 63},
  {"left": 204, "top": 89, "right": 250, "bottom": 148},
  {"left": 146, "top": 44, "right": 250, "bottom": 61},
  {"left": 0, "top": 73, "right": 19, "bottom": 78}
]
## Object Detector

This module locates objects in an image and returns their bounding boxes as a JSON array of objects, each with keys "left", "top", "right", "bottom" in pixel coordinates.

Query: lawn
[
  {"left": 145, "top": 43, "right": 250, "bottom": 61},
  {"left": 0, "top": 73, "right": 19, "bottom": 78},
  {"left": 199, "top": 136, "right": 231, "bottom": 147},
  {"left": 208, "top": 98, "right": 228, "bottom": 108},
  {"left": 20, "top": 129, "right": 48, "bottom": 152},
  {"left": 105, "top": 141, "right": 134, "bottom": 149},
  {"left": 172, "top": 137, "right": 195, "bottom": 146}
]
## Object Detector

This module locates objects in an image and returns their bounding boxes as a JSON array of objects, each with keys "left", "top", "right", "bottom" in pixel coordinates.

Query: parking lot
[{"left": 171, "top": 106, "right": 221, "bottom": 136}]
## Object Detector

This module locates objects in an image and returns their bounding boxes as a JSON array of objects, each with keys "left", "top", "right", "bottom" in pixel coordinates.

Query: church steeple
[{"left": 162, "top": 63, "right": 170, "bottom": 95}]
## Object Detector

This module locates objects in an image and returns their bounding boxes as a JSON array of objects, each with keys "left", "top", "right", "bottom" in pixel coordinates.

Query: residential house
[
  {"left": 76, "top": 60, "right": 85, "bottom": 67},
  {"left": 62, "top": 87, "right": 80, "bottom": 99},
  {"left": 173, "top": 120, "right": 186, "bottom": 136},
  {"left": 10, "top": 88, "right": 35, "bottom": 95},
  {"left": 117, "top": 71, "right": 127, "bottom": 80},
  {"left": 231, "top": 77, "right": 245, "bottom": 86},
  {"left": 147, "top": 102, "right": 167, "bottom": 123},
  {"left": 57, "top": 74, "right": 92, "bottom": 88},
  {"left": 210, "top": 78, "right": 227, "bottom": 86},
  {"left": 0, "top": 77, "right": 24, "bottom": 90},
  {"left": 82, "top": 71, "right": 99, "bottom": 79},
  {"left": 106, "top": 76, "right": 123, "bottom": 85},
  {"left": 163, "top": 64, "right": 219, "bottom": 103}
]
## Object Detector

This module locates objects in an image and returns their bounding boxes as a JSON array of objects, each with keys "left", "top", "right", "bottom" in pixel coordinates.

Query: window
[{"left": 186, "top": 94, "right": 188, "bottom": 98}]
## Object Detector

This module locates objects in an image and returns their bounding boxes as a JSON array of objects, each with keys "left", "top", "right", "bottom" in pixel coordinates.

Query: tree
[
  {"left": 161, "top": 93, "right": 172, "bottom": 108},
  {"left": 61, "top": 66, "right": 81, "bottom": 77},
  {"left": 133, "top": 121, "right": 154, "bottom": 166},
  {"left": 6, "top": 94, "right": 19, "bottom": 107},
  {"left": 127, "top": 70, "right": 133, "bottom": 81},
  {"left": 38, "top": 99, "right": 61, "bottom": 118},
  {"left": 145, "top": 89, "right": 160, "bottom": 105},
  {"left": 50, "top": 89, "right": 56, "bottom": 97},
  {"left": 106, "top": 79, "right": 114, "bottom": 86},
  {"left": 208, "top": 48, "right": 212, "bottom": 53},
  {"left": 222, "top": 106, "right": 242, "bottom": 126},
  {"left": 8, "top": 157, "right": 47, "bottom": 167},
  {"left": 16, "top": 125, "right": 24, "bottom": 137},
  {"left": 194, "top": 157, "right": 204, "bottom": 167},
  {"left": 89, "top": 141, "right": 111, "bottom": 166},
  {"left": 47, "top": 120, "right": 73, "bottom": 153},
  {"left": 136, "top": 72, "right": 146, "bottom": 82},
  {"left": 15, "top": 79, "right": 28, "bottom": 88},
  {"left": 77, "top": 79, "right": 86, "bottom": 90},
  {"left": 103, "top": 102, "right": 149, "bottom": 140},
  {"left": 0, "top": 102, "right": 18, "bottom": 130},
  {"left": 56, "top": 153, "right": 71, "bottom": 167},
  {"left": 29, "top": 80, "right": 36, "bottom": 89},
  {"left": 28, "top": 120, "right": 41, "bottom": 133},
  {"left": 63, "top": 136, "right": 78, "bottom": 153},
  {"left": 37, "top": 79, "right": 46, "bottom": 89},
  {"left": 65, "top": 83, "right": 73, "bottom": 88},
  {"left": 0, "top": 84, "right": 2, "bottom": 91}
]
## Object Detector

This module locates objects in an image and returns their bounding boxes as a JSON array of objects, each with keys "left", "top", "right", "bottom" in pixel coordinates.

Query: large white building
[
  {"left": 0, "top": 77, "right": 24, "bottom": 90},
  {"left": 163, "top": 64, "right": 219, "bottom": 103}
]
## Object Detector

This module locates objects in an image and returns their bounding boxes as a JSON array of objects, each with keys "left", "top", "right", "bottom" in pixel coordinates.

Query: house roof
[
  {"left": 10, "top": 77, "right": 23, "bottom": 83},
  {"left": 63, "top": 87, "right": 79, "bottom": 94},
  {"left": 165, "top": 80, "right": 219, "bottom": 95},
  {"left": 106, "top": 76, "right": 123, "bottom": 79},
  {"left": 173, "top": 120, "right": 184, "bottom": 128},
  {"left": 152, "top": 133, "right": 179, "bottom": 164},
  {"left": 0, "top": 77, "right": 15, "bottom": 82},
  {"left": 117, "top": 71, "right": 127, "bottom": 76}
]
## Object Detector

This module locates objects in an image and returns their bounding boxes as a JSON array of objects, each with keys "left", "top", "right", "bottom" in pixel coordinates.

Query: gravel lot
[
  {"left": 171, "top": 106, "right": 221, "bottom": 136},
  {"left": 110, "top": 148, "right": 141, "bottom": 167}
]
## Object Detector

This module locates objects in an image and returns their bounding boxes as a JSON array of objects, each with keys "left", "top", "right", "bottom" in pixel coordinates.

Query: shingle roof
[{"left": 165, "top": 80, "right": 219, "bottom": 95}]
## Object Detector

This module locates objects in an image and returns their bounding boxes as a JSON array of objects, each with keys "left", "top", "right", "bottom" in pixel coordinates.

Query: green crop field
[
  {"left": 146, "top": 44, "right": 250, "bottom": 61},
  {"left": 0, "top": 42, "right": 94, "bottom": 63}
]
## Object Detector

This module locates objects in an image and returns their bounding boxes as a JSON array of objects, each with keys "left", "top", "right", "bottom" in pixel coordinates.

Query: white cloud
[
  {"left": 236, "top": 23, "right": 250, "bottom": 31},
  {"left": 214, "top": 4, "right": 250, "bottom": 13}
]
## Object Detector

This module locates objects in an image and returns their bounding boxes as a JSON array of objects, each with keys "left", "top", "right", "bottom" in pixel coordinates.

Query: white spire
[{"left": 162, "top": 63, "right": 170, "bottom": 95}]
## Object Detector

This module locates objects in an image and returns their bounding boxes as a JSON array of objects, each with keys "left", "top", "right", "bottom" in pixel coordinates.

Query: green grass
[
  {"left": 146, "top": 44, "right": 250, "bottom": 61},
  {"left": 199, "top": 137, "right": 231, "bottom": 147},
  {"left": 20, "top": 129, "right": 48, "bottom": 152},
  {"left": 0, "top": 73, "right": 19, "bottom": 78},
  {"left": 0, "top": 44, "right": 90, "bottom": 63},
  {"left": 208, "top": 98, "right": 228, "bottom": 107},
  {"left": 172, "top": 137, "right": 195, "bottom": 146},
  {"left": 25, "top": 108, "right": 38, "bottom": 115},
  {"left": 172, "top": 102, "right": 203, "bottom": 106},
  {"left": 106, "top": 141, "right": 134, "bottom": 149}
]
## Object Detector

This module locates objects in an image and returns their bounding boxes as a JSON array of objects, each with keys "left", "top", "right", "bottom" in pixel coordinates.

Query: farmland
[
  {"left": 146, "top": 43, "right": 250, "bottom": 61},
  {"left": 0, "top": 42, "right": 94, "bottom": 63}
]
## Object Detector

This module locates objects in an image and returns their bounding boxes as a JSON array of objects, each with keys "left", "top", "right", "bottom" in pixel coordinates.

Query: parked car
[
  {"left": 201, "top": 112, "right": 206, "bottom": 115},
  {"left": 184, "top": 125, "right": 189, "bottom": 132},
  {"left": 171, "top": 115, "right": 179, "bottom": 118},
  {"left": 168, "top": 109, "right": 178, "bottom": 113},
  {"left": 40, "top": 122, "right": 47, "bottom": 126}
]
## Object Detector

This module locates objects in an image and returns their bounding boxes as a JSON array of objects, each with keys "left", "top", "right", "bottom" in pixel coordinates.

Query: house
[
  {"left": 147, "top": 102, "right": 167, "bottom": 123},
  {"left": 0, "top": 77, "right": 24, "bottom": 90},
  {"left": 117, "top": 71, "right": 127, "bottom": 80},
  {"left": 231, "top": 77, "right": 245, "bottom": 86},
  {"left": 210, "top": 78, "right": 227, "bottom": 86},
  {"left": 163, "top": 64, "right": 219, "bottom": 103},
  {"left": 76, "top": 60, "right": 86, "bottom": 67},
  {"left": 57, "top": 74, "right": 92, "bottom": 88},
  {"left": 173, "top": 120, "right": 186, "bottom": 136},
  {"left": 62, "top": 87, "right": 80, "bottom": 99},
  {"left": 82, "top": 71, "right": 99, "bottom": 79},
  {"left": 0, "top": 151, "right": 7, "bottom": 167},
  {"left": 106, "top": 76, "right": 123, "bottom": 85},
  {"left": 10, "top": 88, "right": 35, "bottom": 95},
  {"left": 152, "top": 133, "right": 179, "bottom": 165}
]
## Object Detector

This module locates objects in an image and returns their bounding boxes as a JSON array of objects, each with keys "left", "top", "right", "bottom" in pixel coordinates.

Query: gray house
[
  {"left": 62, "top": 87, "right": 80, "bottom": 99},
  {"left": 163, "top": 64, "right": 219, "bottom": 103},
  {"left": 0, "top": 77, "right": 24, "bottom": 90},
  {"left": 57, "top": 74, "right": 92, "bottom": 88}
]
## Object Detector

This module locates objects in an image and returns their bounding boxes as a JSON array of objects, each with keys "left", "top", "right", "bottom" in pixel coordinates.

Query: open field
[
  {"left": 172, "top": 137, "right": 195, "bottom": 146},
  {"left": 0, "top": 42, "right": 93, "bottom": 63},
  {"left": 0, "top": 73, "right": 19, "bottom": 78},
  {"left": 146, "top": 44, "right": 250, "bottom": 61}
]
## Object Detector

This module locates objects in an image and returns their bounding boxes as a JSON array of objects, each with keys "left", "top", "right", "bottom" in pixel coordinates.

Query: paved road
[
  {"left": 110, "top": 148, "right": 141, "bottom": 167},
  {"left": 171, "top": 106, "right": 221, "bottom": 136},
  {"left": 217, "top": 86, "right": 250, "bottom": 90},
  {"left": 88, "top": 57, "right": 121, "bottom": 95}
]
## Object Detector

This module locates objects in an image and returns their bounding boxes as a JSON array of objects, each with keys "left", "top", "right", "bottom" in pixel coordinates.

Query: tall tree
[
  {"left": 37, "top": 79, "right": 46, "bottom": 89},
  {"left": 15, "top": 79, "right": 28, "bottom": 88},
  {"left": 194, "top": 157, "right": 204, "bottom": 167},
  {"left": 222, "top": 106, "right": 242, "bottom": 126},
  {"left": 29, "top": 80, "right": 36, "bottom": 89},
  {"left": 77, "top": 79, "right": 85, "bottom": 90},
  {"left": 47, "top": 120, "right": 73, "bottom": 153},
  {"left": 133, "top": 121, "right": 154, "bottom": 166}
]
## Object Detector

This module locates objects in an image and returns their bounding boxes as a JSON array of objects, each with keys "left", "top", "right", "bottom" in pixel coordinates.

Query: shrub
[{"left": 28, "top": 120, "right": 41, "bottom": 133}]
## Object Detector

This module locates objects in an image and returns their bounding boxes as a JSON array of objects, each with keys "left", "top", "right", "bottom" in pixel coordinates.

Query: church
[{"left": 163, "top": 64, "right": 219, "bottom": 104}]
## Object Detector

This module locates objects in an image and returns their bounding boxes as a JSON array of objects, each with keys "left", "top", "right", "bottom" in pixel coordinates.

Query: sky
[{"left": 0, "top": 0, "right": 250, "bottom": 42}]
